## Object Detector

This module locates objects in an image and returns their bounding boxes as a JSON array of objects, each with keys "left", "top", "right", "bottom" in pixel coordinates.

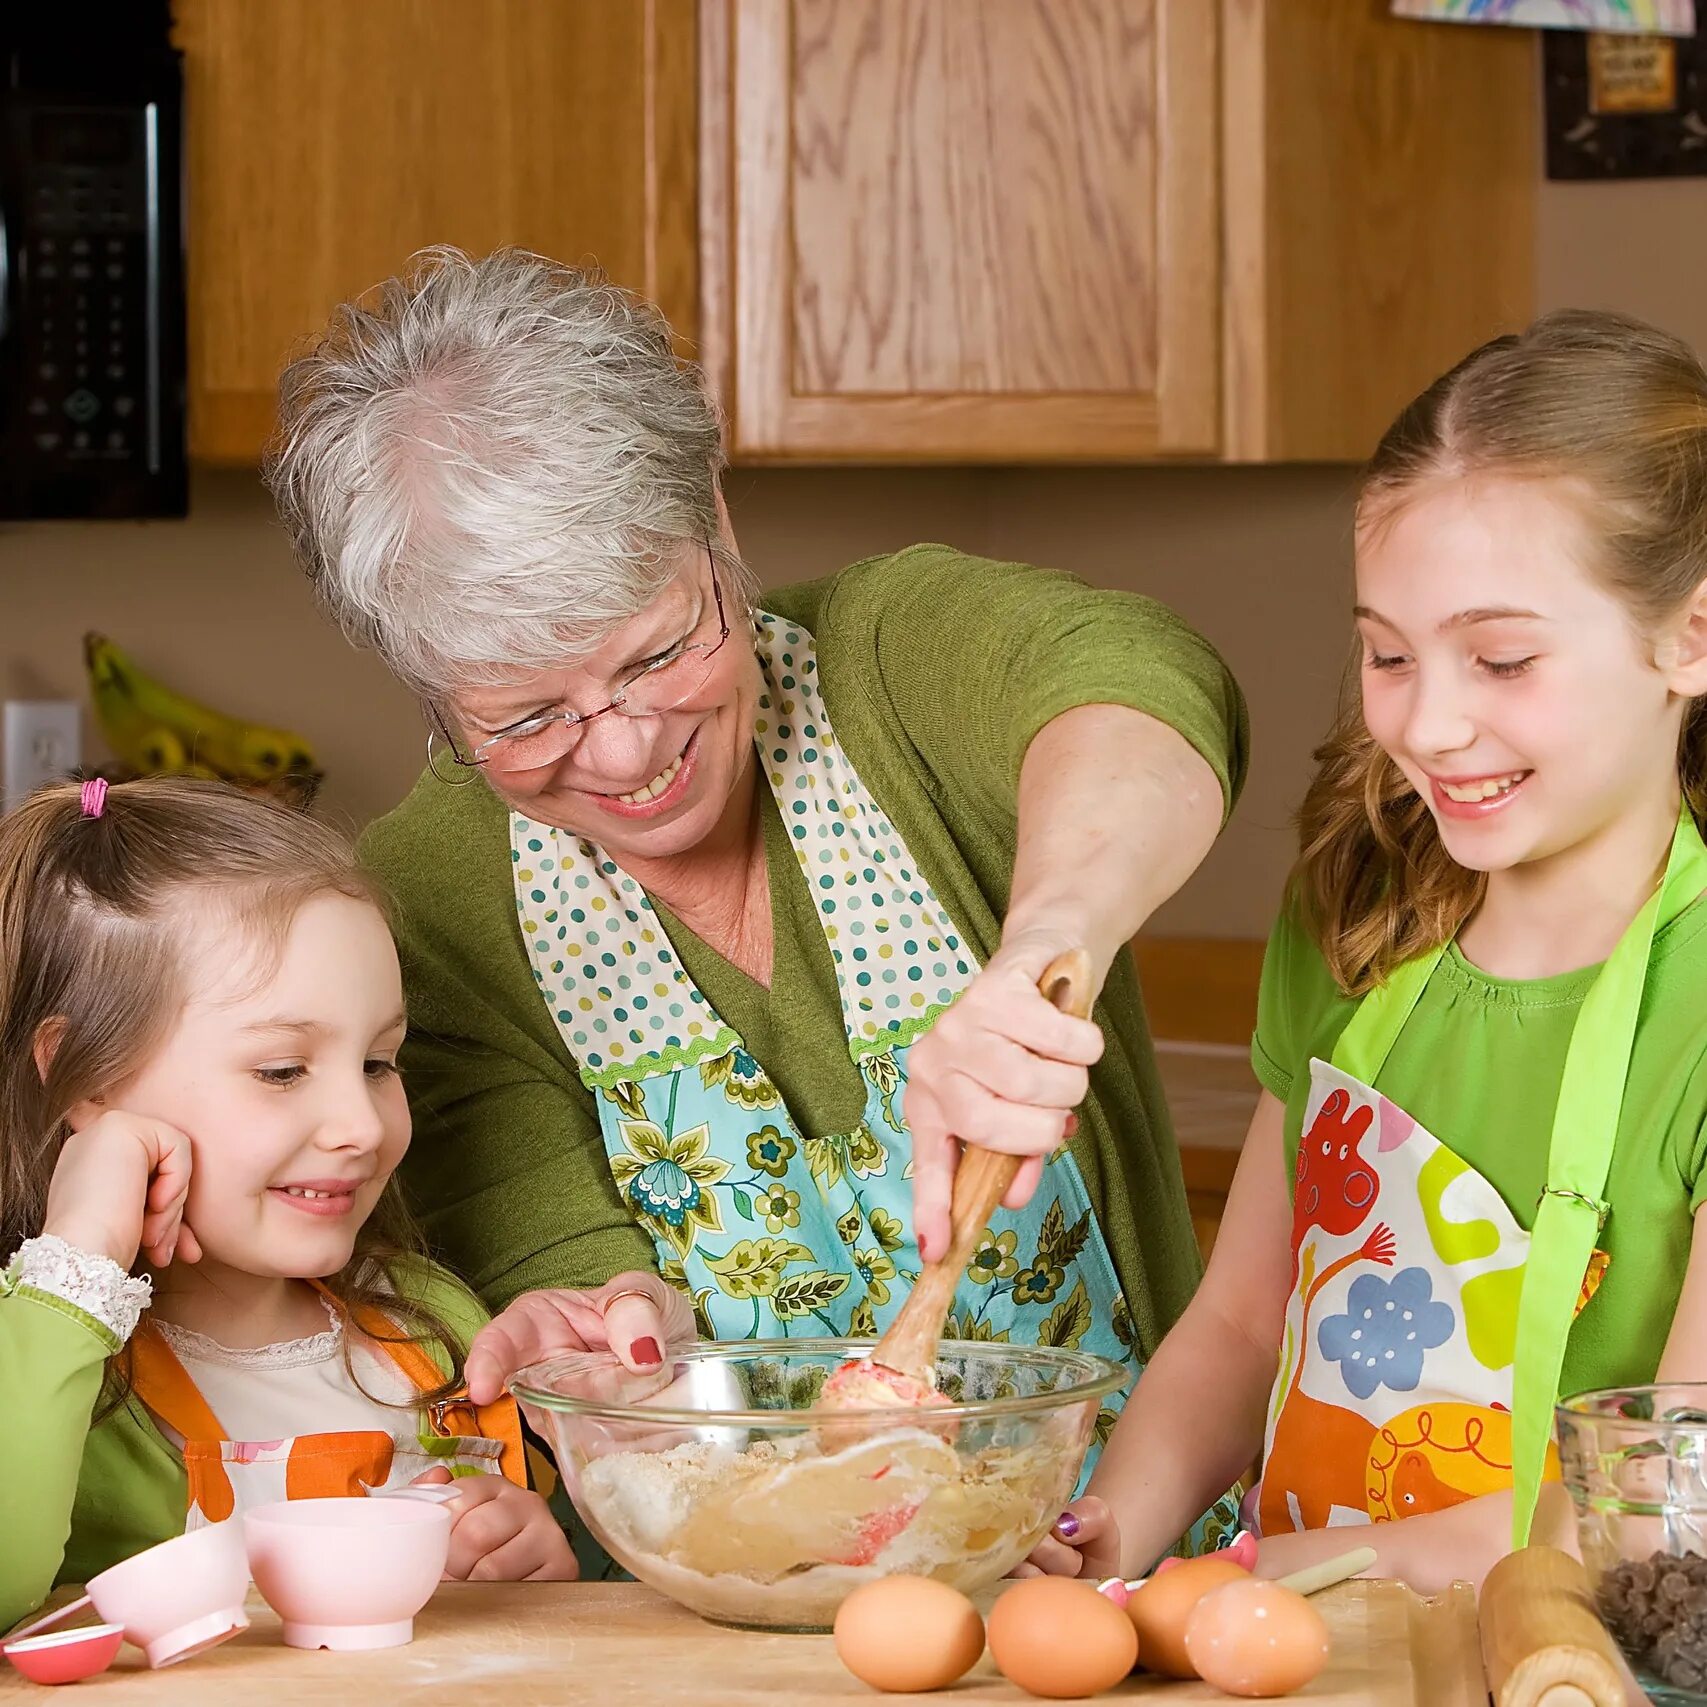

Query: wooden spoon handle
[
  {"left": 938, "top": 949, "right": 1095, "bottom": 1265},
  {"left": 864, "top": 949, "right": 1095, "bottom": 1382}
]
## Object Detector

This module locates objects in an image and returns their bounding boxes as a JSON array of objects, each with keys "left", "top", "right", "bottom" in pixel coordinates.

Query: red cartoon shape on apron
[{"left": 1291, "top": 1089, "right": 1382, "bottom": 1281}]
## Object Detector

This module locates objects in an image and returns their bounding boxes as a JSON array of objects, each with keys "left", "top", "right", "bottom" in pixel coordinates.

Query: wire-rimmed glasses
[{"left": 426, "top": 541, "right": 731, "bottom": 785}]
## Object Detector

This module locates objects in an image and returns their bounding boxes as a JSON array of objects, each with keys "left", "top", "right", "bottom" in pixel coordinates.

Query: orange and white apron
[
  {"left": 130, "top": 1294, "right": 525, "bottom": 1527},
  {"left": 1260, "top": 807, "right": 1707, "bottom": 1546}
]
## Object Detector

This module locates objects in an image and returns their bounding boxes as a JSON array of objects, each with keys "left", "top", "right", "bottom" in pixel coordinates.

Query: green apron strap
[
  {"left": 1330, "top": 943, "right": 1448, "bottom": 1085},
  {"left": 1509, "top": 806, "right": 1707, "bottom": 1547}
]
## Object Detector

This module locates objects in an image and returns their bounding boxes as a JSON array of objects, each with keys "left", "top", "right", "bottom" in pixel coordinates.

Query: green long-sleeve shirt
[
  {"left": 363, "top": 545, "right": 1249, "bottom": 1359},
  {"left": 0, "top": 1260, "right": 490, "bottom": 1629}
]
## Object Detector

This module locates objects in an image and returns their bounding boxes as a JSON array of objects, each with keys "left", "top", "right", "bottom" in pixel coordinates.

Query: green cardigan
[
  {"left": 0, "top": 1258, "right": 490, "bottom": 1629},
  {"left": 362, "top": 545, "right": 1249, "bottom": 1359}
]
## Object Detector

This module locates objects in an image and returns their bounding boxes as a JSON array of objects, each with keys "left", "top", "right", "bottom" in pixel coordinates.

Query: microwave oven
[{"left": 0, "top": 5, "right": 187, "bottom": 519}]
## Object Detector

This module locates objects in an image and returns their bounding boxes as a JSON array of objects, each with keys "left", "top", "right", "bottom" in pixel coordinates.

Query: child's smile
[
  {"left": 267, "top": 1177, "right": 371, "bottom": 1217},
  {"left": 1429, "top": 768, "right": 1532, "bottom": 817}
]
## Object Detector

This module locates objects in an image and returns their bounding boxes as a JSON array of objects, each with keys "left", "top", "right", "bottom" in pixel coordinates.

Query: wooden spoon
[{"left": 817, "top": 947, "right": 1094, "bottom": 1415}]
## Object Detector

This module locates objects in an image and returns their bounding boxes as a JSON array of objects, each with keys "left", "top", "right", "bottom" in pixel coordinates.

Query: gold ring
[{"left": 600, "top": 1286, "right": 658, "bottom": 1311}]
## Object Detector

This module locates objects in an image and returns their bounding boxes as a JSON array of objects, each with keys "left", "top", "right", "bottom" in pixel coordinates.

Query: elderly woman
[{"left": 267, "top": 248, "right": 1245, "bottom": 1513}]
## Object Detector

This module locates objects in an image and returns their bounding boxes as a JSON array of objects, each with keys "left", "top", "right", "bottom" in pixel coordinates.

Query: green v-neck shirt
[{"left": 361, "top": 545, "right": 1248, "bottom": 1360}]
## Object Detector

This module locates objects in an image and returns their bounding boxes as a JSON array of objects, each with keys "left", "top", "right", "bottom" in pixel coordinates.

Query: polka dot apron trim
[{"left": 511, "top": 613, "right": 979, "bottom": 1091}]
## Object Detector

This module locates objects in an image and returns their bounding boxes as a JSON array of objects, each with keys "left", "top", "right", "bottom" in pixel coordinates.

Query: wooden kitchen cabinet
[
  {"left": 1222, "top": 0, "right": 1537, "bottom": 460},
  {"left": 701, "top": 0, "right": 1537, "bottom": 463},
  {"left": 172, "top": 0, "right": 698, "bottom": 463},
  {"left": 178, "top": 0, "right": 1535, "bottom": 467},
  {"left": 701, "top": 0, "right": 1220, "bottom": 462}
]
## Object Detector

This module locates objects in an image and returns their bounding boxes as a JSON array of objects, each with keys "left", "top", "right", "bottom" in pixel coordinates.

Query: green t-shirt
[
  {"left": 1252, "top": 899, "right": 1707, "bottom": 1398},
  {"left": 361, "top": 545, "right": 1250, "bottom": 1362}
]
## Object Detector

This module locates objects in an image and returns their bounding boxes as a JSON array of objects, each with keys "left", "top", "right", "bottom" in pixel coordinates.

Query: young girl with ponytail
[
  {"left": 1032, "top": 310, "right": 1707, "bottom": 1590},
  {"left": 0, "top": 777, "right": 574, "bottom": 1628}
]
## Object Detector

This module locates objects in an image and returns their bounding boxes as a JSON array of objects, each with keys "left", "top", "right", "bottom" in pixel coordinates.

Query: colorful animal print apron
[{"left": 1260, "top": 808, "right": 1707, "bottom": 1547}]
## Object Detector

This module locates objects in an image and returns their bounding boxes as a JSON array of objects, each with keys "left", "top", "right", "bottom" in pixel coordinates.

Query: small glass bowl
[
  {"left": 1558, "top": 1383, "right": 1707, "bottom": 1705},
  {"left": 512, "top": 1337, "right": 1127, "bottom": 1631}
]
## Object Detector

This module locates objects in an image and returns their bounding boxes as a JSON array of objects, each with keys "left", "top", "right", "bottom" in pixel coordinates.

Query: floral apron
[
  {"left": 1260, "top": 808, "right": 1707, "bottom": 1547},
  {"left": 130, "top": 1291, "right": 525, "bottom": 1527},
  {"left": 511, "top": 613, "right": 1234, "bottom": 1538}
]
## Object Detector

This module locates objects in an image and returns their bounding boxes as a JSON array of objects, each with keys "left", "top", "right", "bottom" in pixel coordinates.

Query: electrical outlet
[{"left": 3, "top": 701, "right": 83, "bottom": 814}]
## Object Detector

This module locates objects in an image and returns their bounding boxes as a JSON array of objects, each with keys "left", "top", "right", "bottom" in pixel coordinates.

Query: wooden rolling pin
[{"left": 1479, "top": 1547, "right": 1629, "bottom": 1707}]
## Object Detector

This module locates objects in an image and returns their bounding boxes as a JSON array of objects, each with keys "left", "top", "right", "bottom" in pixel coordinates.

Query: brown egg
[
  {"left": 987, "top": 1577, "right": 1139, "bottom": 1699},
  {"left": 833, "top": 1575, "right": 985, "bottom": 1693},
  {"left": 1125, "top": 1555, "right": 1252, "bottom": 1678},
  {"left": 1184, "top": 1578, "right": 1331, "bottom": 1698}
]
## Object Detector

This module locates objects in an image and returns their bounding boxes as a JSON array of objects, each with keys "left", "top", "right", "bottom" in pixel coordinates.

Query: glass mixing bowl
[
  {"left": 512, "top": 1338, "right": 1128, "bottom": 1631},
  {"left": 1558, "top": 1383, "right": 1707, "bottom": 1705}
]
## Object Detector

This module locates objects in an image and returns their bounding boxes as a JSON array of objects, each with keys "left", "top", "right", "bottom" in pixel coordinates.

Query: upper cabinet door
[
  {"left": 174, "top": 0, "right": 697, "bottom": 463},
  {"left": 701, "top": 0, "right": 1219, "bottom": 462}
]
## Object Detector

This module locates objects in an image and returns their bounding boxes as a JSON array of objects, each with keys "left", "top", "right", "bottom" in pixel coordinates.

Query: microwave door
[{"left": 0, "top": 86, "right": 186, "bottom": 519}]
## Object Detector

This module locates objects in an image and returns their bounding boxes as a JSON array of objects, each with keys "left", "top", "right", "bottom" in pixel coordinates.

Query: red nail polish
[{"left": 632, "top": 1337, "right": 663, "bottom": 1367}]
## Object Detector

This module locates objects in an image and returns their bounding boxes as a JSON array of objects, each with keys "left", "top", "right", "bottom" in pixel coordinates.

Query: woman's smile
[{"left": 590, "top": 725, "right": 701, "bottom": 820}]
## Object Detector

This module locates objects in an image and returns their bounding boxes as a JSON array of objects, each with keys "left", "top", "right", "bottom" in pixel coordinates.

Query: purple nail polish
[{"left": 1056, "top": 1511, "right": 1081, "bottom": 1540}]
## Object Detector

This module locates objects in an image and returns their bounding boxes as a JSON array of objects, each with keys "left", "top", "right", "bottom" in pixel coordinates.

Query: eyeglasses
[{"left": 427, "top": 541, "right": 732, "bottom": 785}]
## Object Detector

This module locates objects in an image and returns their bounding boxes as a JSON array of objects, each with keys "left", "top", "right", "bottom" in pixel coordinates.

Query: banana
[{"left": 84, "top": 632, "right": 323, "bottom": 796}]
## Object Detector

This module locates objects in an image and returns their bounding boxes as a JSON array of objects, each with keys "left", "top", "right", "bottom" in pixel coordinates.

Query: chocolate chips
[{"left": 1600, "top": 1551, "right": 1707, "bottom": 1692}]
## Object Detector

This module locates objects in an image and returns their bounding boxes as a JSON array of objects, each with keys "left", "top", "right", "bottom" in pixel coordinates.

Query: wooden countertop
[{"left": 2, "top": 1579, "right": 1489, "bottom": 1705}]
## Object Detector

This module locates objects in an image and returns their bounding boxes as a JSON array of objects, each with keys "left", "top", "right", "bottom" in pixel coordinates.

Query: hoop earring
[{"left": 426, "top": 730, "right": 477, "bottom": 787}]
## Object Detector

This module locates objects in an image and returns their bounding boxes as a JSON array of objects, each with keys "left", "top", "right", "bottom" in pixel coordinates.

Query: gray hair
[{"left": 263, "top": 246, "right": 739, "bottom": 700}]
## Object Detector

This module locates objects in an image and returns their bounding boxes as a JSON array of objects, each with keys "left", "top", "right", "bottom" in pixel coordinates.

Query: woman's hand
[
  {"left": 41, "top": 1110, "right": 202, "bottom": 1272},
  {"left": 465, "top": 1272, "right": 696, "bottom": 1406},
  {"left": 905, "top": 928, "right": 1104, "bottom": 1262},
  {"left": 1013, "top": 1497, "right": 1121, "bottom": 1581},
  {"left": 414, "top": 1470, "right": 578, "bottom": 1581}
]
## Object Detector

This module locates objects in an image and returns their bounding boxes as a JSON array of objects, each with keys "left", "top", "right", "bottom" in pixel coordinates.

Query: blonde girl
[{"left": 1031, "top": 311, "right": 1707, "bottom": 1591}]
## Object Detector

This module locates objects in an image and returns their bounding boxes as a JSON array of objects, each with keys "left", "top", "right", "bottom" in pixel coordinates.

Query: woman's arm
[
  {"left": 907, "top": 704, "right": 1226, "bottom": 1254},
  {"left": 1082, "top": 1089, "right": 1294, "bottom": 1578},
  {"left": 1009, "top": 702, "right": 1227, "bottom": 984}
]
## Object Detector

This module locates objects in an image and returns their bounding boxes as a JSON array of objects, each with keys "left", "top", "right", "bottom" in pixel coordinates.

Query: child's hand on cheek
[
  {"left": 41, "top": 1110, "right": 202, "bottom": 1271},
  {"left": 415, "top": 1470, "right": 578, "bottom": 1582}
]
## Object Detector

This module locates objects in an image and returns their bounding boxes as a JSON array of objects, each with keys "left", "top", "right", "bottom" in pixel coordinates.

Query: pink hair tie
[{"left": 79, "top": 778, "right": 109, "bottom": 819}]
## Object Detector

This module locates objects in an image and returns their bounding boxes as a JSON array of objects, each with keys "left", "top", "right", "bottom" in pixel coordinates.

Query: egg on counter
[
  {"left": 833, "top": 1575, "right": 985, "bottom": 1693},
  {"left": 987, "top": 1577, "right": 1139, "bottom": 1699},
  {"left": 1183, "top": 1578, "right": 1331, "bottom": 1698},
  {"left": 1125, "top": 1554, "right": 1251, "bottom": 1678}
]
